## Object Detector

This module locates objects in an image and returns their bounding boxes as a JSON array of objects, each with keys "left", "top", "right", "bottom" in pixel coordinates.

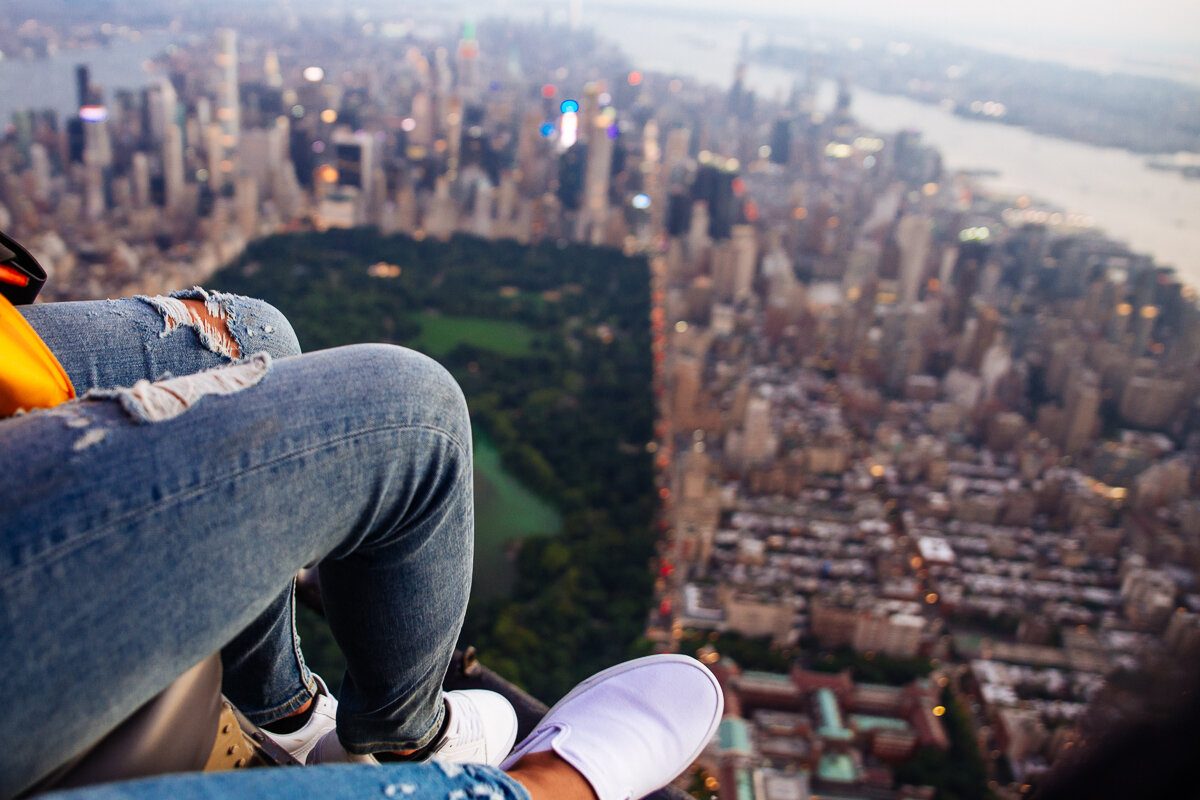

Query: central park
[{"left": 212, "top": 229, "right": 657, "bottom": 701}]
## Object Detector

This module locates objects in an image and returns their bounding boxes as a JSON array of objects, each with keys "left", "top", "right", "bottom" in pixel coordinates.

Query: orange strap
[{"left": 0, "top": 295, "right": 75, "bottom": 417}]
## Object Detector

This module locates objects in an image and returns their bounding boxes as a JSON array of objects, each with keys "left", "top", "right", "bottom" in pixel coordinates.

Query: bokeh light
[
  {"left": 560, "top": 99, "right": 579, "bottom": 114},
  {"left": 79, "top": 105, "right": 108, "bottom": 123},
  {"left": 302, "top": 66, "right": 325, "bottom": 82},
  {"left": 561, "top": 112, "right": 579, "bottom": 148}
]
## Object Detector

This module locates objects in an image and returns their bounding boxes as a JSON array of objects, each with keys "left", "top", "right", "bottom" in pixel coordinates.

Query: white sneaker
[
  {"left": 262, "top": 674, "right": 339, "bottom": 764},
  {"left": 430, "top": 688, "right": 519, "bottom": 765},
  {"left": 499, "top": 654, "right": 724, "bottom": 800},
  {"left": 308, "top": 689, "right": 518, "bottom": 767}
]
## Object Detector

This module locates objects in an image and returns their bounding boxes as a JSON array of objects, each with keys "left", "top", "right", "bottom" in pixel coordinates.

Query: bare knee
[
  {"left": 138, "top": 289, "right": 299, "bottom": 361},
  {"left": 179, "top": 299, "right": 240, "bottom": 359}
]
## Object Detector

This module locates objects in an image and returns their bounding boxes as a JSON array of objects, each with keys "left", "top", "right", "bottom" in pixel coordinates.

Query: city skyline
[{"left": 1, "top": 5, "right": 1199, "bottom": 796}]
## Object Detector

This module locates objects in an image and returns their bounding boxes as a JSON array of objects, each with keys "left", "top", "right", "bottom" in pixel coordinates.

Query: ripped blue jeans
[{"left": 0, "top": 291, "right": 527, "bottom": 800}]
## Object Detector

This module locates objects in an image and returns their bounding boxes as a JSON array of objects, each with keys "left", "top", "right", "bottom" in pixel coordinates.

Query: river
[
  {"left": 587, "top": 8, "right": 1200, "bottom": 287},
  {"left": 0, "top": 31, "right": 178, "bottom": 125}
]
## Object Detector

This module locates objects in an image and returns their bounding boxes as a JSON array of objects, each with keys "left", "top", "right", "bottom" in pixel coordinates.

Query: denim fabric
[
  {"left": 41, "top": 763, "right": 531, "bottom": 800},
  {"left": 20, "top": 288, "right": 302, "bottom": 391},
  {"left": 20, "top": 294, "right": 320, "bottom": 728},
  {"left": 1, "top": 297, "right": 475, "bottom": 798}
]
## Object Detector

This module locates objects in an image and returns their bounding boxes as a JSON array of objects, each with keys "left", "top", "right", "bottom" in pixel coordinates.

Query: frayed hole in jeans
[
  {"left": 84, "top": 353, "right": 272, "bottom": 423},
  {"left": 136, "top": 290, "right": 242, "bottom": 359}
]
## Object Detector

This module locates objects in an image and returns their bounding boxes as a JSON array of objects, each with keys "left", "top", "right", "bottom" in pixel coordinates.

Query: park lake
[
  {"left": 406, "top": 311, "right": 562, "bottom": 598},
  {"left": 471, "top": 429, "right": 562, "bottom": 599}
]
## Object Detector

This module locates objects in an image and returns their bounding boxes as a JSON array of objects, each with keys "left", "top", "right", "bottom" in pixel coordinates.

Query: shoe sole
[{"left": 507, "top": 654, "right": 724, "bottom": 769}]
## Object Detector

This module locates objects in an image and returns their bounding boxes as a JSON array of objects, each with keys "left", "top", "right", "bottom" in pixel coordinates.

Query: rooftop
[
  {"left": 734, "top": 767, "right": 755, "bottom": 800},
  {"left": 815, "top": 687, "right": 854, "bottom": 741},
  {"left": 718, "top": 717, "right": 753, "bottom": 756},
  {"left": 850, "top": 714, "right": 912, "bottom": 733},
  {"left": 817, "top": 752, "right": 860, "bottom": 783},
  {"left": 739, "top": 670, "right": 798, "bottom": 694}
]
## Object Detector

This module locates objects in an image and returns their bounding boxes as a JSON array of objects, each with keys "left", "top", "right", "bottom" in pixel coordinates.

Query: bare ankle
[{"left": 507, "top": 750, "right": 599, "bottom": 800}]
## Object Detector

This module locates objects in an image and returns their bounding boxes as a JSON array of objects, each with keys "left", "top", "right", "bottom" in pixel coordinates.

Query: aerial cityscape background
[{"left": 3, "top": 0, "right": 1199, "bottom": 797}]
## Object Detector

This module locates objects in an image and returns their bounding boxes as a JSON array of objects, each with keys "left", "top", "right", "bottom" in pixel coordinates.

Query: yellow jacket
[{"left": 0, "top": 295, "right": 75, "bottom": 417}]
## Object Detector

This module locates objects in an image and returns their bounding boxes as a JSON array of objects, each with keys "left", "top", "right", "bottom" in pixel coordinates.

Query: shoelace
[{"left": 431, "top": 695, "right": 484, "bottom": 759}]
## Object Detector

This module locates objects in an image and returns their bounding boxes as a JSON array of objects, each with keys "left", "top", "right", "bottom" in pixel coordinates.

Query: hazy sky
[{"left": 589, "top": 0, "right": 1200, "bottom": 54}]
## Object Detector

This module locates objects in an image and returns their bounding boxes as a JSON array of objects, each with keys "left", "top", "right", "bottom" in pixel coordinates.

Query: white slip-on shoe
[
  {"left": 499, "top": 654, "right": 724, "bottom": 800},
  {"left": 262, "top": 674, "right": 339, "bottom": 764},
  {"left": 308, "top": 688, "right": 518, "bottom": 767}
]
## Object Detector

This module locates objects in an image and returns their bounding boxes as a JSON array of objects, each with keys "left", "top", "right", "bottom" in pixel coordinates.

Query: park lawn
[{"left": 410, "top": 313, "right": 537, "bottom": 357}]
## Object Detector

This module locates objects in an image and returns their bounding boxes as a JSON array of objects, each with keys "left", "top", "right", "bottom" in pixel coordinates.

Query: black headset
[{"left": 0, "top": 230, "right": 46, "bottom": 305}]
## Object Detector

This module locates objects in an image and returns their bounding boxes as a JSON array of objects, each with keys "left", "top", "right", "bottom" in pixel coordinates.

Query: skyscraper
[
  {"left": 897, "top": 214, "right": 933, "bottom": 306},
  {"left": 215, "top": 29, "right": 240, "bottom": 146},
  {"left": 516, "top": 108, "right": 545, "bottom": 190},
  {"left": 67, "top": 117, "right": 86, "bottom": 165},
  {"left": 131, "top": 152, "right": 151, "bottom": 208},
  {"left": 692, "top": 163, "right": 736, "bottom": 240},
  {"left": 741, "top": 394, "right": 777, "bottom": 465},
  {"left": 664, "top": 127, "right": 690, "bottom": 176},
  {"left": 769, "top": 118, "right": 792, "bottom": 166},
  {"left": 75, "top": 65, "right": 91, "bottom": 109},
  {"left": 1063, "top": 370, "right": 1100, "bottom": 455},
  {"left": 444, "top": 96, "right": 464, "bottom": 179},
  {"left": 145, "top": 78, "right": 178, "bottom": 144},
  {"left": 410, "top": 92, "right": 434, "bottom": 147},
  {"left": 579, "top": 120, "right": 614, "bottom": 243},
  {"left": 163, "top": 123, "right": 186, "bottom": 212},
  {"left": 333, "top": 131, "right": 376, "bottom": 196},
  {"left": 672, "top": 353, "right": 702, "bottom": 434},
  {"left": 29, "top": 144, "right": 51, "bottom": 203},
  {"left": 456, "top": 22, "right": 480, "bottom": 99},
  {"left": 235, "top": 175, "right": 259, "bottom": 238},
  {"left": 731, "top": 224, "right": 757, "bottom": 300}
]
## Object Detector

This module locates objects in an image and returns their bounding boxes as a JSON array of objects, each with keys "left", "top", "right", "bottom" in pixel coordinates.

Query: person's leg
[
  {"left": 0, "top": 344, "right": 472, "bottom": 797},
  {"left": 37, "top": 651, "right": 728, "bottom": 800},
  {"left": 20, "top": 290, "right": 319, "bottom": 727},
  {"left": 38, "top": 757, "right": 605, "bottom": 800},
  {"left": 40, "top": 763, "right": 533, "bottom": 800},
  {"left": 506, "top": 751, "right": 601, "bottom": 800},
  {"left": 20, "top": 288, "right": 302, "bottom": 391}
]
